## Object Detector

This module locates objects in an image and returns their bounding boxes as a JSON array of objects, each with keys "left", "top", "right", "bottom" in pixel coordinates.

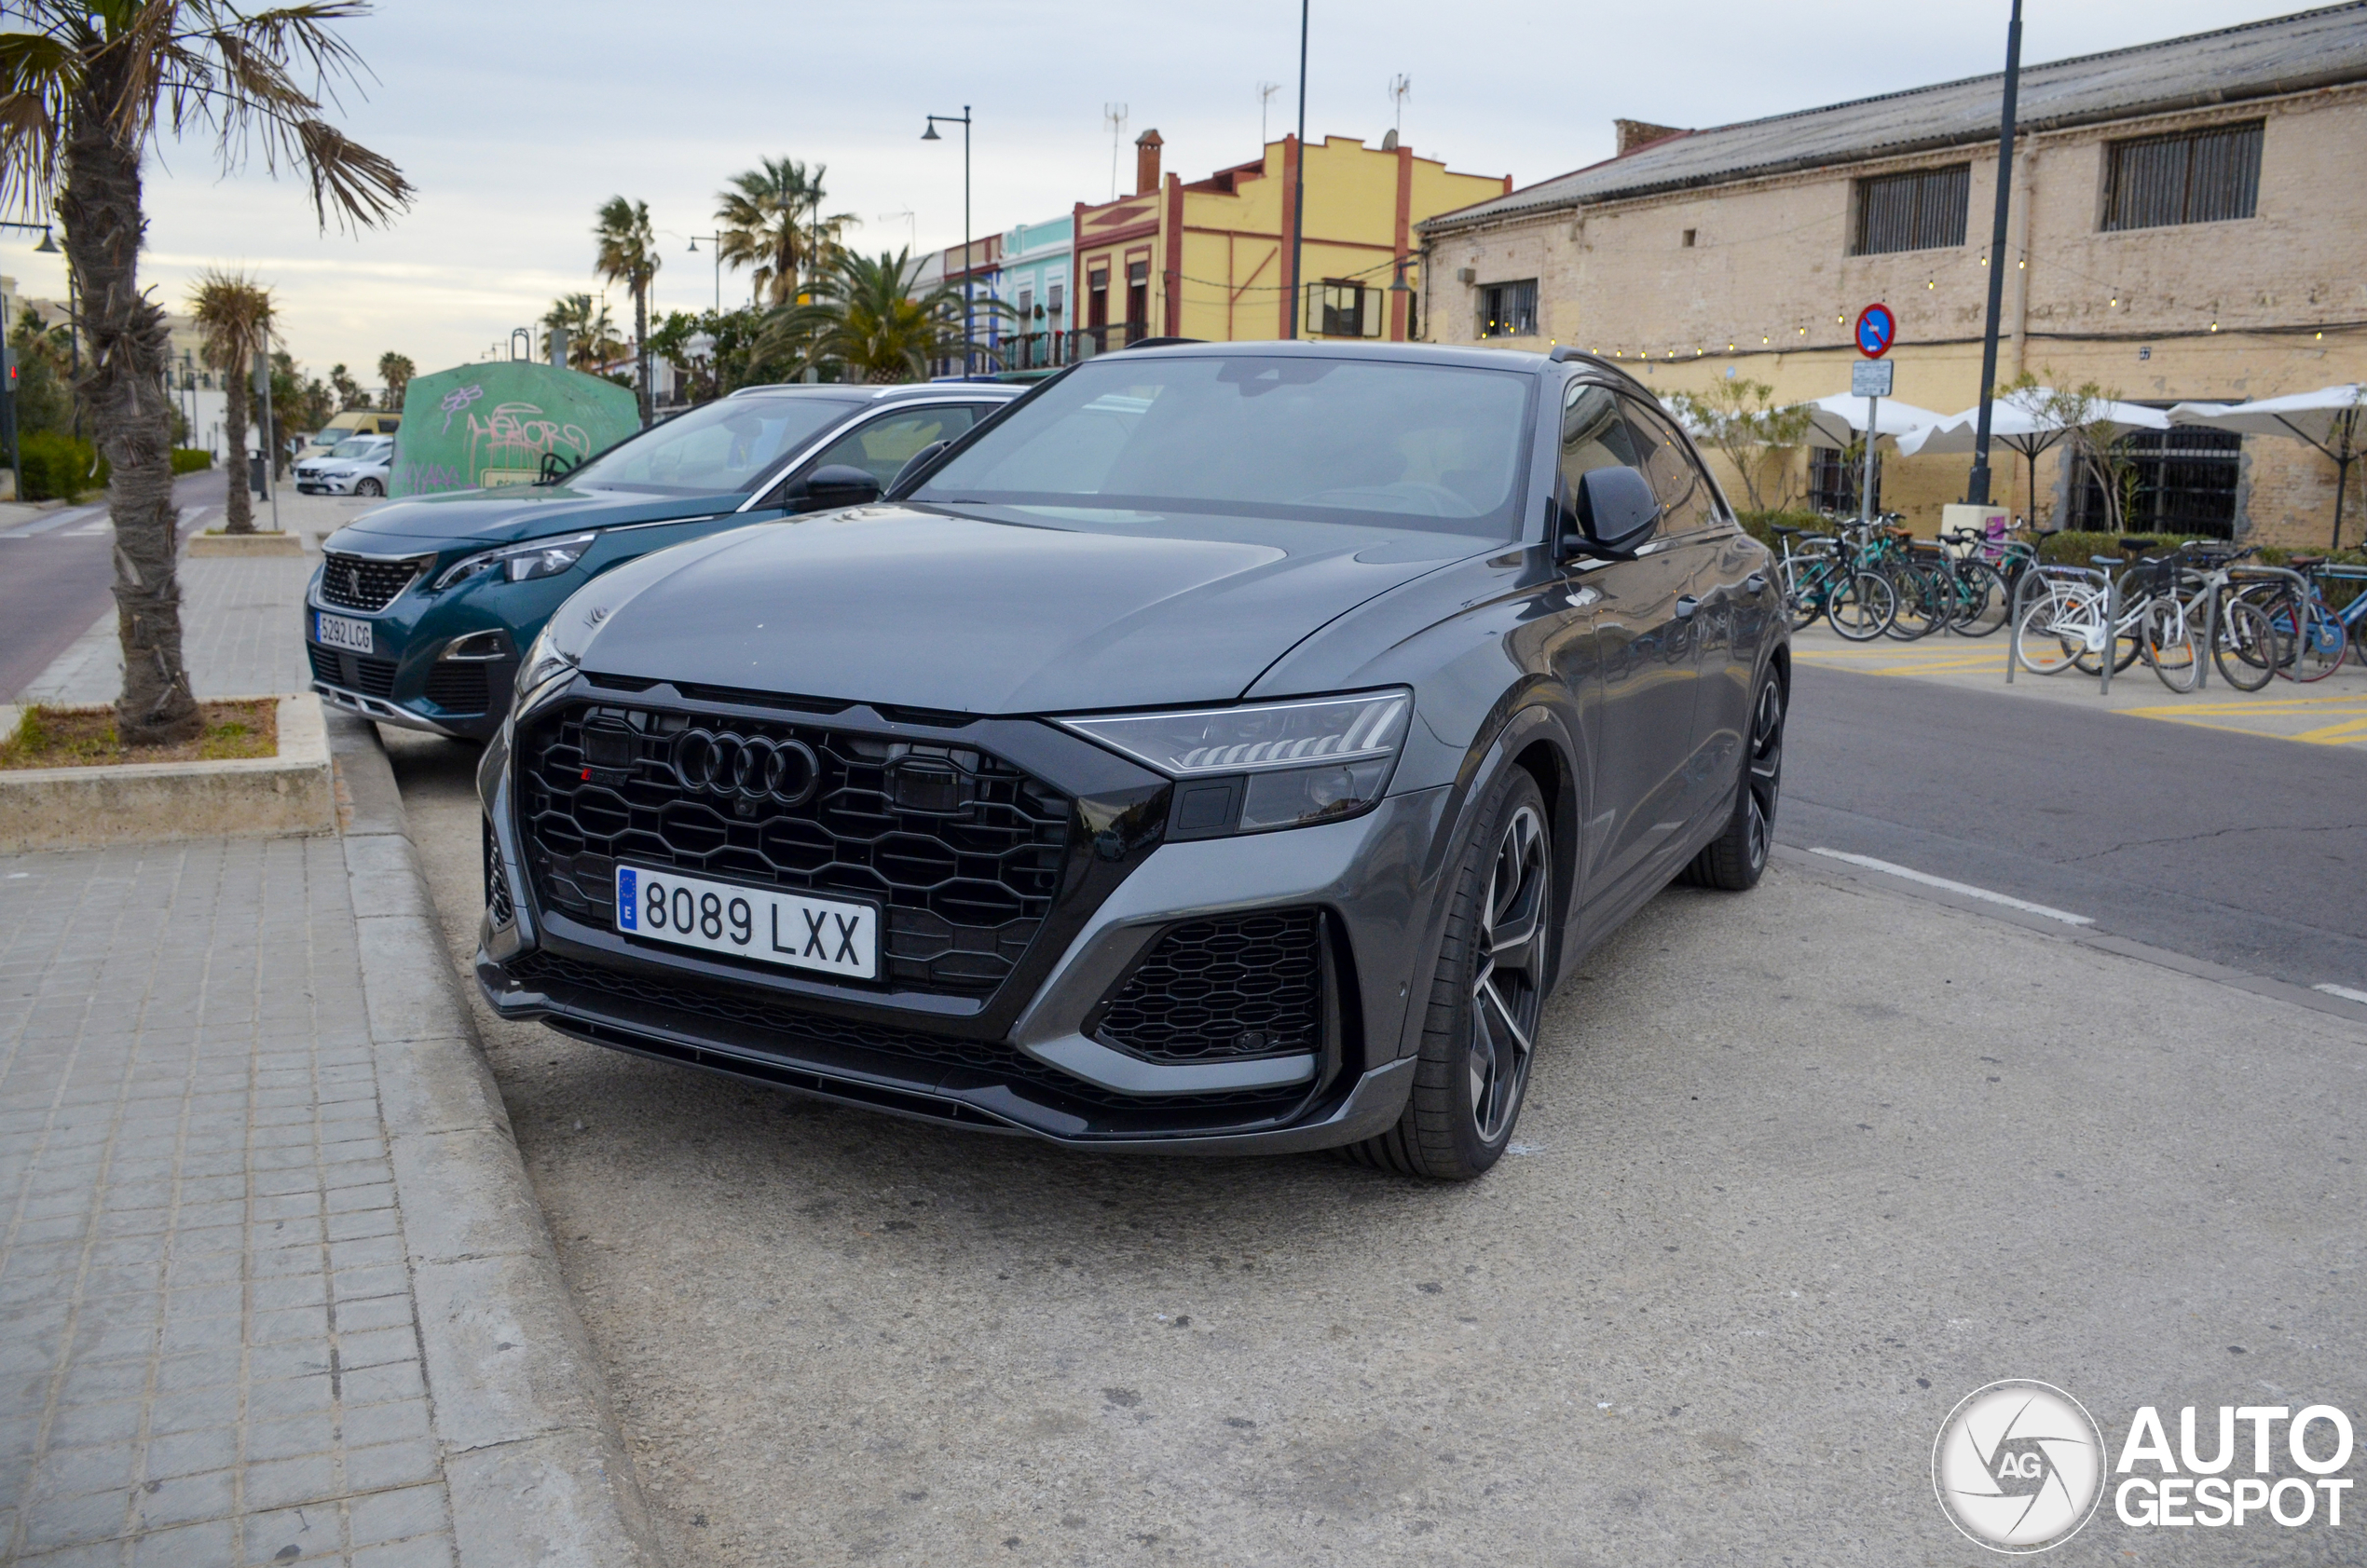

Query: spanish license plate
[
  {"left": 315, "top": 611, "right": 375, "bottom": 654},
  {"left": 615, "top": 865, "right": 878, "bottom": 980}
]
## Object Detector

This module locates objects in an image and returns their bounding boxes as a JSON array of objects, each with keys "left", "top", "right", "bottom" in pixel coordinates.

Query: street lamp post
[
  {"left": 1288, "top": 0, "right": 1308, "bottom": 340},
  {"left": 685, "top": 234, "right": 723, "bottom": 314},
  {"left": 923, "top": 108, "right": 974, "bottom": 377},
  {"left": 1966, "top": 0, "right": 2024, "bottom": 509}
]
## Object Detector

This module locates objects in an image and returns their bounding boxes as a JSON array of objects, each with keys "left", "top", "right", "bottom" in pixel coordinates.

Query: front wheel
[
  {"left": 355, "top": 478, "right": 385, "bottom": 498},
  {"left": 1827, "top": 571, "right": 1895, "bottom": 641},
  {"left": 1343, "top": 766, "right": 1552, "bottom": 1180},
  {"left": 1682, "top": 666, "right": 1785, "bottom": 891}
]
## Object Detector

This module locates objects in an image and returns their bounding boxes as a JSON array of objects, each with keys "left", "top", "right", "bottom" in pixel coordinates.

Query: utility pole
[
  {"left": 252, "top": 348, "right": 279, "bottom": 533},
  {"left": 924, "top": 108, "right": 976, "bottom": 377},
  {"left": 1966, "top": 0, "right": 2024, "bottom": 508},
  {"left": 1287, "top": 0, "right": 1309, "bottom": 340}
]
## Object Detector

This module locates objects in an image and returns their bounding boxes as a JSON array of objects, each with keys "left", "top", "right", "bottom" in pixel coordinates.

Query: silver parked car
[{"left": 295, "top": 435, "right": 395, "bottom": 497}]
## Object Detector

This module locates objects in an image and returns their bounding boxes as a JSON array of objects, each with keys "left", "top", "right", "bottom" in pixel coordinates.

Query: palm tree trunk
[
  {"left": 220, "top": 370, "right": 253, "bottom": 534},
  {"left": 62, "top": 62, "right": 201, "bottom": 746},
  {"left": 634, "top": 276, "right": 650, "bottom": 425}
]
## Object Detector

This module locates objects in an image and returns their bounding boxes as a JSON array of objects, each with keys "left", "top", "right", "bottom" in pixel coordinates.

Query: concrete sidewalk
[{"left": 0, "top": 511, "right": 656, "bottom": 1565}]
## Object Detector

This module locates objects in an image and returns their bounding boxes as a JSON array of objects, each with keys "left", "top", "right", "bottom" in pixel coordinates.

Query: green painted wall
[{"left": 390, "top": 362, "right": 639, "bottom": 498}]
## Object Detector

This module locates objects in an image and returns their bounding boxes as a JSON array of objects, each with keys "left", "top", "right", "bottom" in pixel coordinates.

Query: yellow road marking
[{"left": 2293, "top": 716, "right": 2367, "bottom": 744}]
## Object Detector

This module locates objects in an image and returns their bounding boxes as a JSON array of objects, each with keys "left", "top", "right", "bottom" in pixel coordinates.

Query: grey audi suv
[{"left": 473, "top": 342, "right": 1786, "bottom": 1178}]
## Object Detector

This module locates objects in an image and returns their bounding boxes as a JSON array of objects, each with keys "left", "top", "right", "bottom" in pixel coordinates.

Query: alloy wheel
[
  {"left": 1469, "top": 803, "right": 1549, "bottom": 1144},
  {"left": 1744, "top": 676, "right": 1785, "bottom": 871}
]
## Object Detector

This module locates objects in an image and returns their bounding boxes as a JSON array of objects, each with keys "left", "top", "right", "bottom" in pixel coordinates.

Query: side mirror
[
  {"left": 788, "top": 463, "right": 883, "bottom": 512},
  {"left": 1562, "top": 466, "right": 1660, "bottom": 560},
  {"left": 887, "top": 441, "right": 948, "bottom": 497}
]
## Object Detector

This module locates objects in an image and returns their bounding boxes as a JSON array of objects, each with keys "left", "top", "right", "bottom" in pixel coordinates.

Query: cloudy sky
[{"left": 2, "top": 0, "right": 2313, "bottom": 385}]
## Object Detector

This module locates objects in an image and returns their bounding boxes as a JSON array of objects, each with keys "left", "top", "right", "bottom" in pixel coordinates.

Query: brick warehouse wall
[{"left": 1421, "top": 83, "right": 2367, "bottom": 547}]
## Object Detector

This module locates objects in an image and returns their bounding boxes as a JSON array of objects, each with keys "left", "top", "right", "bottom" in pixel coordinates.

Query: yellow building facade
[{"left": 1073, "top": 132, "right": 1508, "bottom": 349}]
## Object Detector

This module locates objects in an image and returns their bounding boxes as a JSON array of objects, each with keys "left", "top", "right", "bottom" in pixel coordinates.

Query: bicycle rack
[{"left": 2004, "top": 564, "right": 2117, "bottom": 692}]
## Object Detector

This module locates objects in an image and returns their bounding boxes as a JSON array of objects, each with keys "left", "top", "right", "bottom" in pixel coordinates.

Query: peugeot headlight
[
  {"left": 1059, "top": 689, "right": 1411, "bottom": 834},
  {"left": 433, "top": 532, "right": 597, "bottom": 591}
]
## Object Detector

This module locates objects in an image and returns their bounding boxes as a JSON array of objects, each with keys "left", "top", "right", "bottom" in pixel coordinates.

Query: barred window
[
  {"left": 1852, "top": 165, "right": 1970, "bottom": 255},
  {"left": 1478, "top": 279, "right": 1538, "bottom": 339},
  {"left": 2103, "top": 123, "right": 2262, "bottom": 231}
]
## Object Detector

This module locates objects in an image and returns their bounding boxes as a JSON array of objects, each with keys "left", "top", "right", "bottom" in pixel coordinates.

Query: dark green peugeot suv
[{"left": 305, "top": 381, "right": 1018, "bottom": 740}]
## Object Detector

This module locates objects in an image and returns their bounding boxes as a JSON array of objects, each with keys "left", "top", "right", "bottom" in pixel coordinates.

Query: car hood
[
  {"left": 325, "top": 484, "right": 746, "bottom": 552},
  {"left": 567, "top": 501, "right": 1485, "bottom": 713}
]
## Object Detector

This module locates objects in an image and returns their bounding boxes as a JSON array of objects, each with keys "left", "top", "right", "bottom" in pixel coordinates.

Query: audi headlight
[
  {"left": 513, "top": 621, "right": 580, "bottom": 704},
  {"left": 1058, "top": 689, "right": 1411, "bottom": 834},
  {"left": 433, "top": 532, "right": 597, "bottom": 591}
]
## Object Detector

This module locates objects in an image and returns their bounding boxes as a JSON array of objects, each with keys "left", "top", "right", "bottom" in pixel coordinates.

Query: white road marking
[
  {"left": 1807, "top": 848, "right": 2096, "bottom": 926},
  {"left": 2312, "top": 983, "right": 2367, "bottom": 1005}
]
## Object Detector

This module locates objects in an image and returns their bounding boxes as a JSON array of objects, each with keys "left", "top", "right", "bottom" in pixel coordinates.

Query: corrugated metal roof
[{"left": 1424, "top": 3, "right": 2367, "bottom": 233}]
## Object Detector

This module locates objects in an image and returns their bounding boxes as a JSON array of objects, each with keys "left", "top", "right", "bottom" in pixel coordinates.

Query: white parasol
[
  {"left": 1895, "top": 388, "right": 2169, "bottom": 522},
  {"left": 2169, "top": 384, "right": 2365, "bottom": 551}
]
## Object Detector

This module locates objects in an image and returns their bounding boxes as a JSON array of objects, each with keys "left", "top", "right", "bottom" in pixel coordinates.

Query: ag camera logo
[{"left": 1933, "top": 1380, "right": 2106, "bottom": 1552}]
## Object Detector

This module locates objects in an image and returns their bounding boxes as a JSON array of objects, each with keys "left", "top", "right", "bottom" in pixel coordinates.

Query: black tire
[
  {"left": 2212, "top": 596, "right": 2281, "bottom": 691},
  {"left": 1682, "top": 666, "right": 1785, "bottom": 892},
  {"left": 1950, "top": 558, "right": 2012, "bottom": 637},
  {"left": 356, "top": 478, "right": 384, "bottom": 497},
  {"left": 1342, "top": 766, "right": 1553, "bottom": 1181},
  {"left": 1827, "top": 571, "right": 1895, "bottom": 641}
]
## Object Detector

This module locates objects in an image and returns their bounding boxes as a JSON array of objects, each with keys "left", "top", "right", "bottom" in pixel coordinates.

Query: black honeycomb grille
[
  {"left": 319, "top": 552, "right": 427, "bottom": 612},
  {"left": 517, "top": 702, "right": 1072, "bottom": 997},
  {"left": 485, "top": 821, "right": 514, "bottom": 927},
  {"left": 1093, "top": 909, "right": 1325, "bottom": 1064}
]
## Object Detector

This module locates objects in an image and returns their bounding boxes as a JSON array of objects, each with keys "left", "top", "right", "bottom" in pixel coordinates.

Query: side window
[
  {"left": 804, "top": 407, "right": 980, "bottom": 489},
  {"left": 1621, "top": 400, "right": 1718, "bottom": 535},
  {"left": 1559, "top": 383, "right": 1647, "bottom": 529}
]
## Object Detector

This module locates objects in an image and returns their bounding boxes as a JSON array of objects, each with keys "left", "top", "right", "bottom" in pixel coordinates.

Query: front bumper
[
  {"left": 476, "top": 704, "right": 1455, "bottom": 1150},
  {"left": 303, "top": 563, "right": 543, "bottom": 743}
]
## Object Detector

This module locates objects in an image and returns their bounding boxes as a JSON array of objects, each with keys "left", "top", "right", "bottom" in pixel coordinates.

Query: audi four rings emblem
[{"left": 671, "top": 730, "right": 821, "bottom": 803}]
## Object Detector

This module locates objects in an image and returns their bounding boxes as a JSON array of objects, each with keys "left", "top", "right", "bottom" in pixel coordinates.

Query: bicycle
[
  {"left": 2235, "top": 554, "right": 2367, "bottom": 681},
  {"left": 1771, "top": 523, "right": 1895, "bottom": 641},
  {"left": 2011, "top": 547, "right": 2245, "bottom": 691}
]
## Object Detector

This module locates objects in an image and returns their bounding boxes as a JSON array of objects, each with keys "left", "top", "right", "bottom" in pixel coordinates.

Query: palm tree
[
  {"left": 716, "top": 157, "right": 856, "bottom": 308},
  {"left": 186, "top": 271, "right": 274, "bottom": 535},
  {"left": 764, "top": 250, "right": 1002, "bottom": 385},
  {"left": 0, "top": 3, "right": 411, "bottom": 745},
  {"left": 376, "top": 351, "right": 415, "bottom": 410},
  {"left": 594, "top": 197, "right": 659, "bottom": 423},
  {"left": 540, "top": 293, "right": 624, "bottom": 374}
]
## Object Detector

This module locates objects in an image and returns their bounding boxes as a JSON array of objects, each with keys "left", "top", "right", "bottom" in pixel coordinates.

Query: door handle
[{"left": 1675, "top": 595, "right": 1700, "bottom": 619}]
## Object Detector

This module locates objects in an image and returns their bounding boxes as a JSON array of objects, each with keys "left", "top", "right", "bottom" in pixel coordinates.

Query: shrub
[
  {"left": 170, "top": 448, "right": 213, "bottom": 474},
  {"left": 17, "top": 431, "right": 107, "bottom": 501},
  {"left": 1735, "top": 509, "right": 1830, "bottom": 551}
]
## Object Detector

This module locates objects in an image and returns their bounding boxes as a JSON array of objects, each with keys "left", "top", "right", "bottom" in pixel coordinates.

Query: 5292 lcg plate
[{"left": 615, "top": 865, "right": 878, "bottom": 981}]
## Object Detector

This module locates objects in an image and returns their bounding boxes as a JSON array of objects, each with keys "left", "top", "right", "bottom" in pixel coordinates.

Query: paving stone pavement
[
  {"left": 0, "top": 837, "right": 457, "bottom": 1567},
  {"left": 20, "top": 556, "right": 318, "bottom": 708}
]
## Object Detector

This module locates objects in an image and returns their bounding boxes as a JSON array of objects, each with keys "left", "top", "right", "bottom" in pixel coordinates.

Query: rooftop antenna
[
  {"left": 1258, "top": 81, "right": 1280, "bottom": 147},
  {"left": 1389, "top": 75, "right": 1411, "bottom": 143},
  {"left": 1103, "top": 103, "right": 1129, "bottom": 200},
  {"left": 878, "top": 209, "right": 916, "bottom": 253}
]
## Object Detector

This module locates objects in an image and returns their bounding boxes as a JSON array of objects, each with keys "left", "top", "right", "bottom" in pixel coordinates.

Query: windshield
[
  {"left": 331, "top": 438, "right": 384, "bottom": 459},
  {"left": 566, "top": 395, "right": 858, "bottom": 494},
  {"left": 911, "top": 355, "right": 1534, "bottom": 538}
]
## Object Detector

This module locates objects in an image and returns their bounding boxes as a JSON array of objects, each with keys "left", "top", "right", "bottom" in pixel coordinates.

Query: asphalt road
[
  {"left": 1780, "top": 661, "right": 2367, "bottom": 996},
  {"left": 0, "top": 467, "right": 229, "bottom": 699},
  {"left": 383, "top": 724, "right": 2366, "bottom": 1568}
]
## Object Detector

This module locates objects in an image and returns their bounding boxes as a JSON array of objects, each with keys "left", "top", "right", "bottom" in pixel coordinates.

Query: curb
[
  {"left": 326, "top": 711, "right": 663, "bottom": 1568},
  {"left": 0, "top": 695, "right": 334, "bottom": 852}
]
